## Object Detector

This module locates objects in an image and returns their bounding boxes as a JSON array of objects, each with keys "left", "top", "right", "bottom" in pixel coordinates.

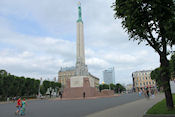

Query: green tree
[
  {"left": 113, "top": 0, "right": 175, "bottom": 109},
  {"left": 33, "top": 80, "right": 40, "bottom": 95},
  {"left": 103, "top": 84, "right": 110, "bottom": 89},
  {"left": 40, "top": 85, "right": 45, "bottom": 96},
  {"left": 116, "top": 83, "right": 126, "bottom": 93},
  {"left": 42, "top": 80, "right": 51, "bottom": 96},
  {"left": 99, "top": 84, "right": 110, "bottom": 91},
  {"left": 151, "top": 68, "right": 161, "bottom": 87},
  {"left": 99, "top": 84, "right": 103, "bottom": 92},
  {"left": 54, "top": 82, "right": 61, "bottom": 96},
  {"left": 18, "top": 77, "right": 26, "bottom": 96},
  {"left": 110, "top": 83, "right": 116, "bottom": 90},
  {"left": 55, "top": 82, "right": 61, "bottom": 88},
  {"left": 0, "top": 70, "right": 43, "bottom": 100}
]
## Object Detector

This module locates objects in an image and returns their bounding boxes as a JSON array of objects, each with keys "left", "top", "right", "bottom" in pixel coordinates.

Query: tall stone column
[{"left": 76, "top": 2, "right": 88, "bottom": 76}]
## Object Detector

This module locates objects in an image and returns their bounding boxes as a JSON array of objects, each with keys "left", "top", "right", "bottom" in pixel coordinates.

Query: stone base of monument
[{"left": 62, "top": 76, "right": 114, "bottom": 98}]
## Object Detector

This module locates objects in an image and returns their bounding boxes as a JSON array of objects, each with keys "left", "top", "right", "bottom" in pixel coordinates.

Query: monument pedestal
[
  {"left": 62, "top": 76, "right": 114, "bottom": 98},
  {"left": 63, "top": 76, "right": 97, "bottom": 98}
]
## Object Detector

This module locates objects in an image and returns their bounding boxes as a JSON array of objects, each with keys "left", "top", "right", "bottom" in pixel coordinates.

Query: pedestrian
[
  {"left": 13, "top": 96, "right": 16, "bottom": 103},
  {"left": 151, "top": 89, "right": 155, "bottom": 99},
  {"left": 59, "top": 91, "right": 62, "bottom": 99},
  {"left": 83, "top": 92, "right": 85, "bottom": 99},
  {"left": 20, "top": 98, "right": 27, "bottom": 116},
  {"left": 143, "top": 90, "right": 147, "bottom": 98},
  {"left": 15, "top": 97, "right": 21, "bottom": 115},
  {"left": 146, "top": 89, "right": 150, "bottom": 99},
  {"left": 138, "top": 90, "right": 142, "bottom": 96}
]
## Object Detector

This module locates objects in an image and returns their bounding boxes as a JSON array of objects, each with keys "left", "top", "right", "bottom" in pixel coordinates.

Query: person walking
[
  {"left": 138, "top": 90, "right": 142, "bottom": 96},
  {"left": 15, "top": 97, "right": 21, "bottom": 115},
  {"left": 20, "top": 98, "right": 27, "bottom": 116},
  {"left": 151, "top": 89, "right": 155, "bottom": 99},
  {"left": 146, "top": 89, "right": 150, "bottom": 99},
  {"left": 59, "top": 91, "right": 62, "bottom": 99},
  {"left": 83, "top": 92, "right": 85, "bottom": 99}
]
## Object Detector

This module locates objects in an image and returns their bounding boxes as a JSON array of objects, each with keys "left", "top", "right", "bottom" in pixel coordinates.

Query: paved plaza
[
  {"left": 0, "top": 93, "right": 145, "bottom": 117},
  {"left": 86, "top": 94, "right": 164, "bottom": 117}
]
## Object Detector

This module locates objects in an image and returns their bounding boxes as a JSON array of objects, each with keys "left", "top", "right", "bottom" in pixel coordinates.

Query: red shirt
[{"left": 17, "top": 99, "right": 21, "bottom": 106}]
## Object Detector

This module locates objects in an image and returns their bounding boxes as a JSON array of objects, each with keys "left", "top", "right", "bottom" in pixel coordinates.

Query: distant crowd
[{"left": 138, "top": 88, "right": 157, "bottom": 99}]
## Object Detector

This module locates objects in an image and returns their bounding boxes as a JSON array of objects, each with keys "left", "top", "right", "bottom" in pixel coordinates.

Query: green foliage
[
  {"left": 0, "top": 70, "right": 41, "bottom": 101},
  {"left": 40, "top": 85, "right": 45, "bottom": 95},
  {"left": 151, "top": 67, "right": 161, "bottom": 86},
  {"left": 112, "top": 0, "right": 175, "bottom": 49},
  {"left": 110, "top": 83, "right": 116, "bottom": 90},
  {"left": 152, "top": 53, "right": 175, "bottom": 87},
  {"left": 41, "top": 80, "right": 62, "bottom": 96},
  {"left": 112, "top": 0, "right": 175, "bottom": 108},
  {"left": 116, "top": 83, "right": 126, "bottom": 93},
  {"left": 0, "top": 70, "right": 62, "bottom": 100},
  {"left": 103, "top": 84, "right": 110, "bottom": 89},
  {"left": 99, "top": 83, "right": 125, "bottom": 93},
  {"left": 147, "top": 94, "right": 175, "bottom": 114}
]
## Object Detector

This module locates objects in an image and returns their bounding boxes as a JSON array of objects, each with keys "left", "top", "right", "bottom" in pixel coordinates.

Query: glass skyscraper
[{"left": 103, "top": 67, "right": 115, "bottom": 84}]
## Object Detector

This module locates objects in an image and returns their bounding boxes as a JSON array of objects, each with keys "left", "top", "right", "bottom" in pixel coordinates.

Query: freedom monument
[{"left": 62, "top": 2, "right": 114, "bottom": 98}]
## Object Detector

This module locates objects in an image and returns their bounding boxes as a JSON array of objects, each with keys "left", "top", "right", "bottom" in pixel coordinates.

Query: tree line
[
  {"left": 0, "top": 70, "right": 40, "bottom": 101},
  {"left": 0, "top": 70, "right": 61, "bottom": 101},
  {"left": 99, "top": 83, "right": 126, "bottom": 93}
]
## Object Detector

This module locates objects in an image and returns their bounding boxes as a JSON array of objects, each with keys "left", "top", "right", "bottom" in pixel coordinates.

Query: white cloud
[{"left": 0, "top": 0, "right": 161, "bottom": 84}]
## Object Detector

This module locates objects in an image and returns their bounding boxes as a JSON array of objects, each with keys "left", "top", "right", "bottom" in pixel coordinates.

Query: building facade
[
  {"left": 132, "top": 70, "right": 156, "bottom": 92},
  {"left": 58, "top": 67, "right": 76, "bottom": 88},
  {"left": 125, "top": 84, "right": 133, "bottom": 92},
  {"left": 103, "top": 67, "right": 115, "bottom": 84},
  {"left": 58, "top": 67, "right": 99, "bottom": 88}
]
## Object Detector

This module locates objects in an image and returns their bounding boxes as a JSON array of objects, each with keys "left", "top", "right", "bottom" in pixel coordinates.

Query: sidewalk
[{"left": 85, "top": 94, "right": 165, "bottom": 117}]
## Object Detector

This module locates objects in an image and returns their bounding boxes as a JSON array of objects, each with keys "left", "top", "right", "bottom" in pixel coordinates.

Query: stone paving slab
[{"left": 85, "top": 94, "right": 164, "bottom": 117}]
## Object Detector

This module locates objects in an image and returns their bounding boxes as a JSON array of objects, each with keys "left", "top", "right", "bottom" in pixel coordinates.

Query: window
[
  {"left": 149, "top": 82, "right": 151, "bottom": 85},
  {"left": 140, "top": 83, "right": 142, "bottom": 86},
  {"left": 146, "top": 82, "right": 148, "bottom": 85}
]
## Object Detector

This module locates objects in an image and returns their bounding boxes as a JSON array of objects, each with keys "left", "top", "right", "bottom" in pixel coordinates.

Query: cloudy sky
[{"left": 0, "top": 0, "right": 160, "bottom": 84}]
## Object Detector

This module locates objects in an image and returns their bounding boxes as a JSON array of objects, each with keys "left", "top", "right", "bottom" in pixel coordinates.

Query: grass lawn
[{"left": 146, "top": 94, "right": 175, "bottom": 114}]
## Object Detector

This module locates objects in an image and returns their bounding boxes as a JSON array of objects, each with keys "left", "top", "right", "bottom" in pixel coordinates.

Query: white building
[
  {"left": 103, "top": 67, "right": 115, "bottom": 84},
  {"left": 125, "top": 84, "right": 133, "bottom": 92}
]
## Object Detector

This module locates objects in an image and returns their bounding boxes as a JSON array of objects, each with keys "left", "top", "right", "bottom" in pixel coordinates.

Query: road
[{"left": 0, "top": 93, "right": 144, "bottom": 117}]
